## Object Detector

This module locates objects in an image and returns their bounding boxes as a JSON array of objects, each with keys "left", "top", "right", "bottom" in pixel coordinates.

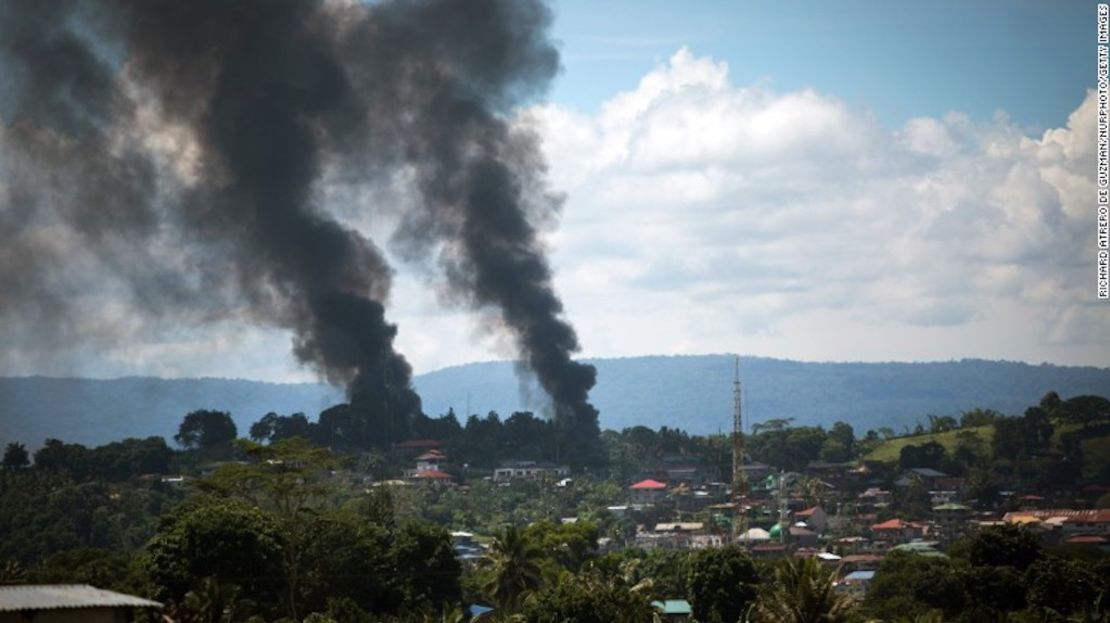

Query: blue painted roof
[
  {"left": 843, "top": 570, "right": 875, "bottom": 581},
  {"left": 652, "top": 599, "right": 692, "bottom": 614}
]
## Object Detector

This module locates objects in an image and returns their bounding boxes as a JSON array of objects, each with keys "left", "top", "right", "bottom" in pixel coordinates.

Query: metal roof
[
  {"left": 0, "top": 585, "right": 162, "bottom": 612},
  {"left": 652, "top": 600, "right": 692, "bottom": 615}
]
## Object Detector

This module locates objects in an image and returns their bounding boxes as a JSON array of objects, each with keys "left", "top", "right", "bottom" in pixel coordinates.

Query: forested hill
[
  {"left": 2, "top": 356, "right": 1110, "bottom": 448},
  {"left": 414, "top": 356, "right": 1110, "bottom": 435}
]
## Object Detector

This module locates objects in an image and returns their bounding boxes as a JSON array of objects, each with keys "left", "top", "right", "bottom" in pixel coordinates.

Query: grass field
[{"left": 863, "top": 426, "right": 994, "bottom": 463}]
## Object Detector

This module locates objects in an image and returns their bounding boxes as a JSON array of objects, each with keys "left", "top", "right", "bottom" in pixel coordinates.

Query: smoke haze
[{"left": 0, "top": 0, "right": 599, "bottom": 452}]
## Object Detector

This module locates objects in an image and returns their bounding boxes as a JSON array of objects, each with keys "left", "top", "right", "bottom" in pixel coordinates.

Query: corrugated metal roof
[{"left": 0, "top": 585, "right": 162, "bottom": 612}]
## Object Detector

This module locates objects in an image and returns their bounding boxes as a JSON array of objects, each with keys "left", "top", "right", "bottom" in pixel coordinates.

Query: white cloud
[{"left": 523, "top": 48, "right": 1109, "bottom": 368}]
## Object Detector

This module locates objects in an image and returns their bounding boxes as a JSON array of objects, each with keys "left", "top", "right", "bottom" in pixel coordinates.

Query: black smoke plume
[{"left": 0, "top": 0, "right": 600, "bottom": 458}]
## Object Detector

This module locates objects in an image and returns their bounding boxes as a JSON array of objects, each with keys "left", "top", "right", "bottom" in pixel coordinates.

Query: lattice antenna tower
[{"left": 731, "top": 355, "right": 748, "bottom": 541}]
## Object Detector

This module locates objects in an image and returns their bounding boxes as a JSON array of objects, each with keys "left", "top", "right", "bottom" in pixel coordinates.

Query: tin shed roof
[{"left": 0, "top": 585, "right": 161, "bottom": 612}]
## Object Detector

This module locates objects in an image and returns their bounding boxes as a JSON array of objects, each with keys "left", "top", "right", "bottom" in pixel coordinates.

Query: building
[
  {"left": 856, "top": 488, "right": 892, "bottom": 513},
  {"left": 0, "top": 585, "right": 161, "bottom": 623},
  {"left": 931, "top": 502, "right": 972, "bottom": 543},
  {"left": 409, "top": 468, "right": 455, "bottom": 485},
  {"left": 870, "top": 518, "right": 928, "bottom": 545},
  {"left": 1002, "top": 509, "right": 1110, "bottom": 538},
  {"left": 492, "top": 460, "right": 570, "bottom": 483},
  {"left": 793, "top": 506, "right": 828, "bottom": 533},
  {"left": 415, "top": 450, "right": 447, "bottom": 472},
  {"left": 835, "top": 570, "right": 875, "bottom": 599},
  {"left": 629, "top": 479, "right": 668, "bottom": 505},
  {"left": 652, "top": 599, "right": 692, "bottom": 622}
]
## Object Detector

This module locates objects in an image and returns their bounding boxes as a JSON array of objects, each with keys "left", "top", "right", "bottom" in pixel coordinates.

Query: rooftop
[
  {"left": 411, "top": 469, "right": 453, "bottom": 480},
  {"left": 630, "top": 479, "right": 667, "bottom": 490},
  {"left": 652, "top": 600, "right": 692, "bottom": 615},
  {"left": 0, "top": 585, "right": 161, "bottom": 612}
]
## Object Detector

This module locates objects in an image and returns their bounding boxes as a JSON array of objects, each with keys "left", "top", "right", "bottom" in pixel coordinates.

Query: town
[{"left": 2, "top": 384, "right": 1108, "bottom": 622}]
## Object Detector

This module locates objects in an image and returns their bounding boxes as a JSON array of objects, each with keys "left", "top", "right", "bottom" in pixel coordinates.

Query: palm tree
[
  {"left": 481, "top": 525, "right": 547, "bottom": 615},
  {"left": 753, "top": 557, "right": 855, "bottom": 623}
]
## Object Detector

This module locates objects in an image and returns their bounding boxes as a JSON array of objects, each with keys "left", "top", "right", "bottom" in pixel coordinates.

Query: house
[
  {"left": 409, "top": 469, "right": 454, "bottom": 485},
  {"left": 652, "top": 599, "right": 692, "bottom": 622},
  {"left": 748, "top": 543, "right": 790, "bottom": 559},
  {"left": 838, "top": 554, "right": 883, "bottom": 573},
  {"left": 856, "top": 488, "right": 892, "bottom": 513},
  {"left": 629, "top": 479, "right": 668, "bottom": 505},
  {"left": 492, "top": 460, "right": 570, "bottom": 483},
  {"left": 835, "top": 570, "right": 875, "bottom": 599},
  {"left": 793, "top": 506, "right": 828, "bottom": 533},
  {"left": 895, "top": 468, "right": 950, "bottom": 489},
  {"left": 415, "top": 450, "right": 447, "bottom": 472},
  {"left": 788, "top": 525, "right": 819, "bottom": 548},
  {"left": 0, "top": 585, "right": 161, "bottom": 623},
  {"left": 931, "top": 502, "right": 972, "bottom": 543},
  {"left": 870, "top": 518, "right": 928, "bottom": 545},
  {"left": 1064, "top": 534, "right": 1110, "bottom": 552},
  {"left": 1003, "top": 509, "right": 1110, "bottom": 537}
]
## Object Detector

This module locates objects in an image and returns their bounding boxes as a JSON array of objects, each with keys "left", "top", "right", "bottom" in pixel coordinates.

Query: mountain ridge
[{"left": 2, "top": 355, "right": 1108, "bottom": 448}]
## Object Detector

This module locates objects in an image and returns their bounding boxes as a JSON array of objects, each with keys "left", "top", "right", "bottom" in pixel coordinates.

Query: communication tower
[{"left": 731, "top": 355, "right": 747, "bottom": 541}]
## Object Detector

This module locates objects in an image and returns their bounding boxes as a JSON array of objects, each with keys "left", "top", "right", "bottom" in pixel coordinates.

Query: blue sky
[{"left": 548, "top": 1, "right": 1092, "bottom": 131}]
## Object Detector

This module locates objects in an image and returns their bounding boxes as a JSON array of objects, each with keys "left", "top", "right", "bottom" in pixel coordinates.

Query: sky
[
  {"left": 3, "top": 1, "right": 1108, "bottom": 380},
  {"left": 385, "top": 0, "right": 1110, "bottom": 376}
]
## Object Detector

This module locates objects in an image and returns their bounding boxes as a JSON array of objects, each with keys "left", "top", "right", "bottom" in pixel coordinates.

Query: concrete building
[
  {"left": 931, "top": 502, "right": 972, "bottom": 543},
  {"left": 493, "top": 460, "right": 570, "bottom": 483}
]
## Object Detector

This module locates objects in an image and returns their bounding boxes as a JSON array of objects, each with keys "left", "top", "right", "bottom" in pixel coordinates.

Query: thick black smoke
[{"left": 0, "top": 0, "right": 600, "bottom": 457}]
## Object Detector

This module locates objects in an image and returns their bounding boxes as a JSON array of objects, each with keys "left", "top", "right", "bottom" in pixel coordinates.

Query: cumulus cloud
[{"left": 527, "top": 48, "right": 1108, "bottom": 366}]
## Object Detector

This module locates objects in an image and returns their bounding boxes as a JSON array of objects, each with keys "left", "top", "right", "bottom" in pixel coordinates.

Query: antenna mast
[{"left": 731, "top": 355, "right": 747, "bottom": 542}]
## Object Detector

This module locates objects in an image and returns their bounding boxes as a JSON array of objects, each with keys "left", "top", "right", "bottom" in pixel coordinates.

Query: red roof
[
  {"left": 1065, "top": 535, "right": 1109, "bottom": 544},
  {"left": 412, "top": 469, "right": 453, "bottom": 480},
  {"left": 415, "top": 451, "right": 446, "bottom": 461},
  {"left": 872, "top": 518, "right": 915, "bottom": 531},
  {"left": 630, "top": 479, "right": 667, "bottom": 490}
]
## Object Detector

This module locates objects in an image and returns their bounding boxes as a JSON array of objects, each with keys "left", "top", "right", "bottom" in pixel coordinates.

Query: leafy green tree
[
  {"left": 964, "top": 565, "right": 1026, "bottom": 619},
  {"left": 898, "top": 442, "right": 946, "bottom": 471},
  {"left": 1025, "top": 557, "right": 1103, "bottom": 617},
  {"left": 753, "top": 557, "right": 854, "bottom": 623},
  {"left": 29, "top": 547, "right": 131, "bottom": 590},
  {"left": 175, "top": 410, "right": 238, "bottom": 453},
  {"left": 960, "top": 408, "right": 1002, "bottom": 428},
  {"left": 1057, "top": 395, "right": 1110, "bottom": 429},
  {"left": 249, "top": 412, "right": 314, "bottom": 445},
  {"left": 966, "top": 524, "right": 1041, "bottom": 571},
  {"left": 172, "top": 576, "right": 259, "bottom": 623},
  {"left": 2, "top": 442, "right": 29, "bottom": 470},
  {"left": 865, "top": 551, "right": 965, "bottom": 620},
  {"left": 294, "top": 512, "right": 395, "bottom": 617},
  {"left": 481, "top": 525, "right": 546, "bottom": 614},
  {"left": 143, "top": 498, "right": 285, "bottom": 610},
  {"left": 32, "top": 439, "right": 90, "bottom": 478},
  {"left": 523, "top": 520, "right": 599, "bottom": 573},
  {"left": 686, "top": 546, "right": 760, "bottom": 623},
  {"left": 391, "top": 521, "right": 462, "bottom": 609},
  {"left": 519, "top": 573, "right": 654, "bottom": 623}
]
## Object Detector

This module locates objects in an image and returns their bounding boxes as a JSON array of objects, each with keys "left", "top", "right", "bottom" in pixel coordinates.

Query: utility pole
[{"left": 731, "top": 355, "right": 747, "bottom": 543}]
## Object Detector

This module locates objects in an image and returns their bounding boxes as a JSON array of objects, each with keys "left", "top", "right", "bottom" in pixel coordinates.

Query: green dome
[{"left": 768, "top": 523, "right": 782, "bottom": 539}]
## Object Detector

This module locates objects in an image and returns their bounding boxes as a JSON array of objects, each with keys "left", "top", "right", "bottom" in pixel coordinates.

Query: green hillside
[{"left": 864, "top": 425, "right": 994, "bottom": 463}]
